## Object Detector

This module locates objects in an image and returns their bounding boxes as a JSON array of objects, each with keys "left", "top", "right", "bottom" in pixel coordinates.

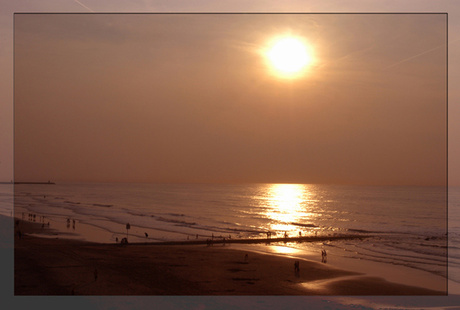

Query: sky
[{"left": 13, "top": 13, "right": 447, "bottom": 186}]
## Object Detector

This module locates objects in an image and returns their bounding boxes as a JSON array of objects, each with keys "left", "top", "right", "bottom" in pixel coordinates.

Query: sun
[{"left": 266, "top": 37, "right": 313, "bottom": 78}]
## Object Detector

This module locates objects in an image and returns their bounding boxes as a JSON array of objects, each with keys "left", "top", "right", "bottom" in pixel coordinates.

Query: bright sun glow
[{"left": 266, "top": 37, "right": 313, "bottom": 78}]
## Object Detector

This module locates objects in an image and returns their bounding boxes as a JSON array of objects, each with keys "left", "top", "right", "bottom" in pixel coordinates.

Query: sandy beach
[{"left": 14, "top": 219, "right": 445, "bottom": 296}]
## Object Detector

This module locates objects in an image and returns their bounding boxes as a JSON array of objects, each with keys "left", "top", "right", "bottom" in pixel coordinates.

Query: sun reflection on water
[{"left": 263, "top": 184, "right": 319, "bottom": 238}]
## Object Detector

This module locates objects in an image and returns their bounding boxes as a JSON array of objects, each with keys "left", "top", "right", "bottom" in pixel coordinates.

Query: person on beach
[
  {"left": 294, "top": 260, "right": 300, "bottom": 276},
  {"left": 321, "top": 249, "right": 328, "bottom": 263},
  {"left": 145, "top": 232, "right": 148, "bottom": 238}
]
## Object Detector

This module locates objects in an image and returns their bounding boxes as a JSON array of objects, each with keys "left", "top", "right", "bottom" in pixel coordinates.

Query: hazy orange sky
[{"left": 13, "top": 13, "right": 446, "bottom": 186}]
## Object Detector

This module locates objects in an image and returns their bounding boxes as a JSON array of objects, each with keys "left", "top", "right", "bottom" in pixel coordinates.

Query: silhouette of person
[{"left": 321, "top": 249, "right": 328, "bottom": 263}]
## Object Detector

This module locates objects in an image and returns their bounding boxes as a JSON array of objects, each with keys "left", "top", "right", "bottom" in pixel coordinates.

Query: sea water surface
[{"left": 10, "top": 182, "right": 450, "bottom": 291}]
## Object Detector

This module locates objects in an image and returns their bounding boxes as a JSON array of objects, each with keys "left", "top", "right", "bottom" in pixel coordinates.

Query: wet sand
[{"left": 14, "top": 220, "right": 445, "bottom": 296}]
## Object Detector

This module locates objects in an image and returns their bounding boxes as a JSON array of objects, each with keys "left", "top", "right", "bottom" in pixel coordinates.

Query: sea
[{"left": 2, "top": 182, "right": 454, "bottom": 292}]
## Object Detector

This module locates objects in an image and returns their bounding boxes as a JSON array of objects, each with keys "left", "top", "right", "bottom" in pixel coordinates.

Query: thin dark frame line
[
  {"left": 446, "top": 12, "right": 449, "bottom": 295},
  {"left": 12, "top": 12, "right": 449, "bottom": 295},
  {"left": 13, "top": 12, "right": 448, "bottom": 15}
]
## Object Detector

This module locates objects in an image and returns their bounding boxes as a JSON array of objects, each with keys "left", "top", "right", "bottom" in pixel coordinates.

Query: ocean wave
[
  {"left": 327, "top": 241, "right": 446, "bottom": 276},
  {"left": 156, "top": 216, "right": 196, "bottom": 226},
  {"left": 64, "top": 201, "right": 80, "bottom": 205},
  {"left": 352, "top": 242, "right": 446, "bottom": 265},
  {"left": 347, "top": 228, "right": 378, "bottom": 234},
  {"left": 166, "top": 213, "right": 185, "bottom": 217},
  {"left": 290, "top": 222, "right": 318, "bottom": 228},
  {"left": 92, "top": 203, "right": 113, "bottom": 208}
]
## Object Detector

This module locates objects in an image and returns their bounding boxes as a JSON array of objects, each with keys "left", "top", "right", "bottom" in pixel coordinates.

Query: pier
[{"left": 109, "top": 234, "right": 370, "bottom": 247}]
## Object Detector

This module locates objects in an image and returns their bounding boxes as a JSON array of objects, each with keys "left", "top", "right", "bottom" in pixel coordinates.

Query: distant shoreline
[{"left": 13, "top": 216, "right": 370, "bottom": 246}]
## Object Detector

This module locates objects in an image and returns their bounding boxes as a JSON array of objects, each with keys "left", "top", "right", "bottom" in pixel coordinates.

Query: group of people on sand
[
  {"left": 115, "top": 237, "right": 128, "bottom": 244},
  {"left": 26, "top": 213, "right": 37, "bottom": 222},
  {"left": 24, "top": 212, "right": 48, "bottom": 224},
  {"left": 16, "top": 213, "right": 51, "bottom": 238},
  {"left": 289, "top": 251, "right": 325, "bottom": 277},
  {"left": 23, "top": 212, "right": 48, "bottom": 224},
  {"left": 66, "top": 218, "right": 76, "bottom": 230}
]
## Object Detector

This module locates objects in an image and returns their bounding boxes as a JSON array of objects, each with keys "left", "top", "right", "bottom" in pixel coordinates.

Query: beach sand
[{"left": 14, "top": 220, "right": 445, "bottom": 296}]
